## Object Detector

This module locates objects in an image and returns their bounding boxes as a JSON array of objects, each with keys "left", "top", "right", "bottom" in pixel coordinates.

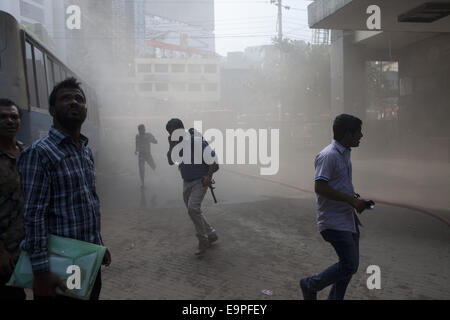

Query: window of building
[
  {"left": 155, "top": 64, "right": 169, "bottom": 73},
  {"left": 204, "top": 64, "right": 217, "bottom": 74},
  {"left": 25, "top": 41, "right": 37, "bottom": 107},
  {"left": 171, "top": 64, "right": 185, "bottom": 73},
  {"left": 204, "top": 83, "right": 218, "bottom": 92},
  {"left": 138, "top": 83, "right": 153, "bottom": 92},
  {"left": 155, "top": 83, "right": 169, "bottom": 91},
  {"left": 137, "top": 64, "right": 152, "bottom": 73},
  {"left": 60, "top": 68, "right": 67, "bottom": 81},
  {"left": 45, "top": 56, "right": 55, "bottom": 95},
  {"left": 20, "top": 1, "right": 44, "bottom": 23},
  {"left": 172, "top": 83, "right": 186, "bottom": 92},
  {"left": 123, "top": 84, "right": 135, "bottom": 92},
  {"left": 188, "top": 83, "right": 202, "bottom": 92},
  {"left": 187, "top": 64, "right": 202, "bottom": 73},
  {"left": 53, "top": 63, "right": 62, "bottom": 83}
]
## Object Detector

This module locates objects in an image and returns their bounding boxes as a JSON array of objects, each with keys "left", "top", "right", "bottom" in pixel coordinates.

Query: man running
[{"left": 135, "top": 124, "right": 158, "bottom": 188}]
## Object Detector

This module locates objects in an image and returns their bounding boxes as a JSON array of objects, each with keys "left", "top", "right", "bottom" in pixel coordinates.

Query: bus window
[
  {"left": 45, "top": 56, "right": 55, "bottom": 94},
  {"left": 25, "top": 41, "right": 38, "bottom": 107},
  {"left": 34, "top": 47, "right": 48, "bottom": 109},
  {"left": 53, "top": 63, "right": 61, "bottom": 83},
  {"left": 60, "top": 68, "right": 67, "bottom": 81}
]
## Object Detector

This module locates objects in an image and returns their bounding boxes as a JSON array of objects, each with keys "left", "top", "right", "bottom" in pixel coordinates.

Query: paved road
[{"left": 96, "top": 159, "right": 450, "bottom": 300}]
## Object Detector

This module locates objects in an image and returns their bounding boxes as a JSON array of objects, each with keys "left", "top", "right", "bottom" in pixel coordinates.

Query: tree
[{"left": 247, "top": 38, "right": 331, "bottom": 120}]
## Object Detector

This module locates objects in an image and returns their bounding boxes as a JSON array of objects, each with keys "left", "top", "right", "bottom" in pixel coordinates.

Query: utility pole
[
  {"left": 277, "top": 0, "right": 283, "bottom": 42},
  {"left": 271, "top": 0, "right": 289, "bottom": 121},
  {"left": 271, "top": 0, "right": 289, "bottom": 43}
]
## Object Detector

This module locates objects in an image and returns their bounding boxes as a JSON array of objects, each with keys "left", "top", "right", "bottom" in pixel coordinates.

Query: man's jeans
[
  {"left": 183, "top": 179, "right": 215, "bottom": 240},
  {"left": 138, "top": 153, "right": 156, "bottom": 185},
  {"left": 304, "top": 229, "right": 360, "bottom": 300}
]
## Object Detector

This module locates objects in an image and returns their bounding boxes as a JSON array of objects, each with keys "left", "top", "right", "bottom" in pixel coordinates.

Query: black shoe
[
  {"left": 300, "top": 278, "right": 317, "bottom": 300},
  {"left": 208, "top": 233, "right": 218, "bottom": 244},
  {"left": 195, "top": 239, "right": 211, "bottom": 255}
]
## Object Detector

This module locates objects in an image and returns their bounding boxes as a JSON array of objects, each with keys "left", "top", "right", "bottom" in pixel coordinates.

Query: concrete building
[
  {"left": 59, "top": 0, "right": 138, "bottom": 81},
  {"left": 244, "top": 45, "right": 280, "bottom": 70},
  {"left": 308, "top": 0, "right": 450, "bottom": 161},
  {"left": 136, "top": 14, "right": 216, "bottom": 58},
  {"left": 134, "top": 47, "right": 220, "bottom": 113},
  {"left": 220, "top": 52, "right": 253, "bottom": 113},
  {"left": 0, "top": 0, "right": 67, "bottom": 62},
  {"left": 0, "top": 0, "right": 51, "bottom": 26},
  {"left": 129, "top": 6, "right": 219, "bottom": 116},
  {"left": 143, "top": 0, "right": 215, "bottom": 52}
]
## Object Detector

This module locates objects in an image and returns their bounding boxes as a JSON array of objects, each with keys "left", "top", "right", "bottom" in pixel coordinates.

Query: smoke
[{"left": 60, "top": 1, "right": 449, "bottom": 215}]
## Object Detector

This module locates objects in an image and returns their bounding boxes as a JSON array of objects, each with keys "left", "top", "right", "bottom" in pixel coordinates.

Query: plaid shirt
[{"left": 18, "top": 127, "right": 102, "bottom": 273}]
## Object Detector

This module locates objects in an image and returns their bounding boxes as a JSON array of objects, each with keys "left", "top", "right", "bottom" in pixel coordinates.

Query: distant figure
[
  {"left": 0, "top": 99, "right": 26, "bottom": 300},
  {"left": 135, "top": 124, "right": 157, "bottom": 188},
  {"left": 166, "top": 118, "right": 219, "bottom": 255},
  {"left": 300, "top": 114, "right": 368, "bottom": 300}
]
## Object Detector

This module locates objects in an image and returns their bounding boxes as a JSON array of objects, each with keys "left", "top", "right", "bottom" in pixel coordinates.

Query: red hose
[{"left": 224, "top": 168, "right": 450, "bottom": 228}]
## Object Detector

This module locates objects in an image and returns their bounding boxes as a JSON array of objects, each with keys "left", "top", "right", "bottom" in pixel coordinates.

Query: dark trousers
[
  {"left": 0, "top": 275, "right": 26, "bottom": 300},
  {"left": 34, "top": 269, "right": 102, "bottom": 301},
  {"left": 304, "top": 229, "right": 360, "bottom": 300},
  {"left": 138, "top": 153, "right": 156, "bottom": 184}
]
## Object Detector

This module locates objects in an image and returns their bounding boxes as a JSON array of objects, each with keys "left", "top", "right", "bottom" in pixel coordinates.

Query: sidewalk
[{"left": 97, "top": 168, "right": 450, "bottom": 300}]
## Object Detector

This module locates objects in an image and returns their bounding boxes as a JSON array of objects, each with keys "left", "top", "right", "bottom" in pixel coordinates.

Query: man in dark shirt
[
  {"left": 0, "top": 99, "right": 26, "bottom": 300},
  {"left": 18, "top": 78, "right": 111, "bottom": 300},
  {"left": 135, "top": 124, "right": 158, "bottom": 188},
  {"left": 166, "top": 119, "right": 219, "bottom": 255}
]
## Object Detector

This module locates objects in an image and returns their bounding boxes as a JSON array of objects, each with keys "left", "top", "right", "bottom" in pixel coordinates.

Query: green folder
[{"left": 7, "top": 235, "right": 106, "bottom": 300}]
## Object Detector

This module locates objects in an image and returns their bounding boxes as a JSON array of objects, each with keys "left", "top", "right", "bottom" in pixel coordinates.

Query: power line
[
  {"left": 51, "top": 34, "right": 278, "bottom": 39},
  {"left": 284, "top": 20, "right": 310, "bottom": 27},
  {"left": 215, "top": 26, "right": 276, "bottom": 33},
  {"left": 288, "top": 7, "right": 307, "bottom": 12},
  {"left": 271, "top": 0, "right": 289, "bottom": 42},
  {"left": 54, "top": 15, "right": 278, "bottom": 24},
  {"left": 285, "top": 32, "right": 312, "bottom": 38},
  {"left": 214, "top": 20, "right": 276, "bottom": 27},
  {"left": 197, "top": 16, "right": 277, "bottom": 23},
  {"left": 87, "top": 0, "right": 270, "bottom": 3},
  {"left": 284, "top": 27, "right": 313, "bottom": 34}
]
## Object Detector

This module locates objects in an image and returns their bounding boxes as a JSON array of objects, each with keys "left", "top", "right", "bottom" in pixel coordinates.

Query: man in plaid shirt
[{"left": 18, "top": 78, "right": 111, "bottom": 300}]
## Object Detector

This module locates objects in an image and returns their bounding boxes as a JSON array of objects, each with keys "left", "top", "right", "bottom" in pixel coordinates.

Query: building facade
[
  {"left": 143, "top": 0, "right": 215, "bottom": 52},
  {"left": 0, "top": 0, "right": 67, "bottom": 62},
  {"left": 308, "top": 0, "right": 450, "bottom": 161},
  {"left": 134, "top": 47, "right": 220, "bottom": 113}
]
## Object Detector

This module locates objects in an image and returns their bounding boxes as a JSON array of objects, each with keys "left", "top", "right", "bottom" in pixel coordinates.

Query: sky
[{"left": 214, "top": 0, "right": 313, "bottom": 56}]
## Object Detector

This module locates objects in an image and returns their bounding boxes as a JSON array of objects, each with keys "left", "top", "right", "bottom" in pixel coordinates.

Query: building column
[{"left": 330, "top": 30, "right": 367, "bottom": 119}]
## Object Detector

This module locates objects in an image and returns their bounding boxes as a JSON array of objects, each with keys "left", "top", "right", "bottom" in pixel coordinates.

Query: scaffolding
[{"left": 312, "top": 29, "right": 330, "bottom": 45}]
